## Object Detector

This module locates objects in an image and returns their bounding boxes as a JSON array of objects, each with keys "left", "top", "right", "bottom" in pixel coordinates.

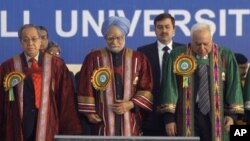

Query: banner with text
[{"left": 0, "top": 0, "right": 250, "bottom": 64}]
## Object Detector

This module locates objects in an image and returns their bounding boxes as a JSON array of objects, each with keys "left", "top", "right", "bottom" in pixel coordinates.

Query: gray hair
[
  {"left": 190, "top": 23, "right": 214, "bottom": 38},
  {"left": 18, "top": 24, "right": 41, "bottom": 40},
  {"left": 47, "top": 40, "right": 61, "bottom": 53}
]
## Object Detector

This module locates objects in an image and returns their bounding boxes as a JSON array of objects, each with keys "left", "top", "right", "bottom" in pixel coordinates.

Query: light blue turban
[{"left": 101, "top": 16, "right": 131, "bottom": 36}]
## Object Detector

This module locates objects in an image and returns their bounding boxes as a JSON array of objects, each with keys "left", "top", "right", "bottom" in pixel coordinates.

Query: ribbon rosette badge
[
  {"left": 91, "top": 67, "right": 111, "bottom": 91},
  {"left": 4, "top": 72, "right": 25, "bottom": 101},
  {"left": 174, "top": 55, "right": 196, "bottom": 76},
  {"left": 174, "top": 55, "right": 196, "bottom": 88}
]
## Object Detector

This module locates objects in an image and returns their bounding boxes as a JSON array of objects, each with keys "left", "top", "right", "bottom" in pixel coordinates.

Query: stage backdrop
[{"left": 1, "top": 0, "right": 250, "bottom": 72}]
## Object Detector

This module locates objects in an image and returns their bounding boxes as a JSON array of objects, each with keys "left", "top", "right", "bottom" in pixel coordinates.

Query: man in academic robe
[
  {"left": 234, "top": 53, "right": 249, "bottom": 125},
  {"left": 77, "top": 16, "right": 153, "bottom": 136},
  {"left": 0, "top": 24, "right": 82, "bottom": 141},
  {"left": 137, "top": 13, "right": 185, "bottom": 136},
  {"left": 159, "top": 23, "right": 244, "bottom": 141},
  {"left": 243, "top": 68, "right": 250, "bottom": 124}
]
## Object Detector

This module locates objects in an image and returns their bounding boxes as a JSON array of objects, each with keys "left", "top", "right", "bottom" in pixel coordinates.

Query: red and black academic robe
[
  {"left": 0, "top": 52, "right": 82, "bottom": 141},
  {"left": 78, "top": 48, "right": 153, "bottom": 136}
]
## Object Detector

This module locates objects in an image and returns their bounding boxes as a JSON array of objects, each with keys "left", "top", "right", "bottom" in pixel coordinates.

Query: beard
[
  {"left": 106, "top": 40, "right": 125, "bottom": 53},
  {"left": 107, "top": 46, "right": 125, "bottom": 53}
]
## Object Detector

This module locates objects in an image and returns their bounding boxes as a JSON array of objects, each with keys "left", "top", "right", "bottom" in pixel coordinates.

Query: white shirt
[
  {"left": 196, "top": 55, "right": 208, "bottom": 60},
  {"left": 157, "top": 40, "right": 173, "bottom": 80},
  {"left": 25, "top": 53, "right": 39, "bottom": 68}
]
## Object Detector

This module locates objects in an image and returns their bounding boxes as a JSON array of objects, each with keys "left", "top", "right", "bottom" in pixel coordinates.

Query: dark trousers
[
  {"left": 25, "top": 129, "right": 36, "bottom": 141},
  {"left": 142, "top": 113, "right": 166, "bottom": 136},
  {"left": 142, "top": 128, "right": 166, "bottom": 136},
  {"left": 194, "top": 104, "right": 212, "bottom": 141}
]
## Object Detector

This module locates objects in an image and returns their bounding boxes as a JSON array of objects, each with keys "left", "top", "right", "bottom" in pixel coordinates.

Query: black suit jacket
[
  {"left": 20, "top": 53, "right": 43, "bottom": 140},
  {"left": 137, "top": 41, "right": 185, "bottom": 135}
]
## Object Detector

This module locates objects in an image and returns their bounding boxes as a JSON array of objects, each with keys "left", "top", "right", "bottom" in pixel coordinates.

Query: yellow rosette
[
  {"left": 91, "top": 67, "right": 111, "bottom": 102},
  {"left": 4, "top": 72, "right": 25, "bottom": 101},
  {"left": 174, "top": 55, "right": 196, "bottom": 88},
  {"left": 91, "top": 67, "right": 111, "bottom": 91}
]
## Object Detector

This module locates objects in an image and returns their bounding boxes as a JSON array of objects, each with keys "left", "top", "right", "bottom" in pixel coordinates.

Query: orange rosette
[
  {"left": 174, "top": 55, "right": 197, "bottom": 76},
  {"left": 91, "top": 67, "right": 111, "bottom": 91},
  {"left": 4, "top": 71, "right": 25, "bottom": 101}
]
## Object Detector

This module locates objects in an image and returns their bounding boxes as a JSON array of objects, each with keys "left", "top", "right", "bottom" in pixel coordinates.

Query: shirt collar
[
  {"left": 196, "top": 55, "right": 208, "bottom": 60},
  {"left": 157, "top": 40, "right": 173, "bottom": 51},
  {"left": 25, "top": 53, "right": 39, "bottom": 62}
]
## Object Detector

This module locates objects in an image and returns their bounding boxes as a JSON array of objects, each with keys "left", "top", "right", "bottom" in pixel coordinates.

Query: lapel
[
  {"left": 20, "top": 52, "right": 29, "bottom": 68},
  {"left": 150, "top": 42, "right": 160, "bottom": 68},
  {"left": 20, "top": 52, "right": 44, "bottom": 67},
  {"left": 148, "top": 42, "right": 161, "bottom": 87},
  {"left": 38, "top": 52, "right": 43, "bottom": 66},
  {"left": 20, "top": 52, "right": 37, "bottom": 101}
]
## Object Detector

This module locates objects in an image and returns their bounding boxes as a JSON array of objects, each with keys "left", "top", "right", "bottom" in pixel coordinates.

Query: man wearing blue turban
[
  {"left": 101, "top": 16, "right": 131, "bottom": 37},
  {"left": 78, "top": 16, "right": 154, "bottom": 136},
  {"left": 101, "top": 16, "right": 131, "bottom": 53}
]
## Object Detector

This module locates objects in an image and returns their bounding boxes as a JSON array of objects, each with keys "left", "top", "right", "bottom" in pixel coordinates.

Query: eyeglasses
[
  {"left": 105, "top": 35, "right": 124, "bottom": 42},
  {"left": 48, "top": 51, "right": 60, "bottom": 56},
  {"left": 22, "top": 37, "right": 40, "bottom": 43}
]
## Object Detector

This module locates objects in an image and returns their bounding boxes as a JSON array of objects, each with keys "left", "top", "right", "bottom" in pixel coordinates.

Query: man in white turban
[{"left": 77, "top": 16, "right": 154, "bottom": 136}]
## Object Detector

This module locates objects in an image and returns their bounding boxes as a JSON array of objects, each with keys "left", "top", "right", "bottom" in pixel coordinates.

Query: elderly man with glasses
[
  {"left": 0, "top": 24, "right": 82, "bottom": 141},
  {"left": 77, "top": 16, "right": 153, "bottom": 136}
]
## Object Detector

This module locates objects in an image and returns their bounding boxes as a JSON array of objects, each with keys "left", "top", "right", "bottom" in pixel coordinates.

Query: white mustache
[{"left": 110, "top": 46, "right": 120, "bottom": 48}]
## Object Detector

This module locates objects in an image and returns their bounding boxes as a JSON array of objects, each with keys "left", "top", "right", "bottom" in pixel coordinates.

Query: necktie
[
  {"left": 197, "top": 64, "right": 210, "bottom": 115},
  {"left": 29, "top": 58, "right": 42, "bottom": 109},
  {"left": 162, "top": 46, "right": 170, "bottom": 72}
]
